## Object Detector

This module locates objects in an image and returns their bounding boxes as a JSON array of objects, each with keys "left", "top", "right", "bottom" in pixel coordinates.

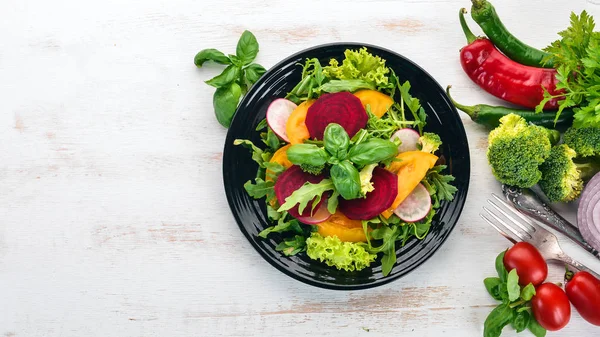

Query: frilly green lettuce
[
  {"left": 323, "top": 48, "right": 390, "bottom": 89},
  {"left": 306, "top": 232, "right": 376, "bottom": 271}
]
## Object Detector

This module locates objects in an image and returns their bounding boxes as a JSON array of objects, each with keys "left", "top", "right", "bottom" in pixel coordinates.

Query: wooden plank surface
[{"left": 1, "top": 0, "right": 600, "bottom": 336}]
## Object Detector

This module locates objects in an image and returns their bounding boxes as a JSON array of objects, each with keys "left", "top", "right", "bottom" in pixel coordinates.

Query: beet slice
[
  {"left": 274, "top": 165, "right": 328, "bottom": 219},
  {"left": 305, "top": 92, "right": 368, "bottom": 140},
  {"left": 338, "top": 167, "right": 398, "bottom": 220}
]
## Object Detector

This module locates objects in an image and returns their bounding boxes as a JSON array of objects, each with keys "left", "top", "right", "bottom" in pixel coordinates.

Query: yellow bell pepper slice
[
  {"left": 317, "top": 211, "right": 368, "bottom": 242},
  {"left": 381, "top": 151, "right": 438, "bottom": 218},
  {"left": 285, "top": 100, "right": 314, "bottom": 144},
  {"left": 354, "top": 89, "right": 394, "bottom": 118}
]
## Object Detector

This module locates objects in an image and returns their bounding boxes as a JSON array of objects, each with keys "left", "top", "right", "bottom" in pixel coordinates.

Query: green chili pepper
[
  {"left": 323, "top": 123, "right": 350, "bottom": 160},
  {"left": 470, "top": 0, "right": 553, "bottom": 68},
  {"left": 330, "top": 160, "right": 361, "bottom": 200},
  {"left": 348, "top": 139, "right": 398, "bottom": 166},
  {"left": 286, "top": 144, "right": 329, "bottom": 166},
  {"left": 446, "top": 86, "right": 573, "bottom": 129}
]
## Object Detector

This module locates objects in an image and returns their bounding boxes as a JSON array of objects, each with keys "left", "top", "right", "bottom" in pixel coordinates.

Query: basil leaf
[
  {"left": 323, "top": 123, "right": 350, "bottom": 159},
  {"left": 507, "top": 269, "right": 520, "bottom": 302},
  {"left": 194, "top": 48, "right": 231, "bottom": 67},
  {"left": 521, "top": 283, "right": 536, "bottom": 301},
  {"left": 245, "top": 63, "right": 267, "bottom": 84},
  {"left": 348, "top": 139, "right": 398, "bottom": 166},
  {"left": 212, "top": 83, "right": 242, "bottom": 127},
  {"left": 331, "top": 161, "right": 361, "bottom": 200},
  {"left": 327, "top": 191, "right": 339, "bottom": 214},
  {"left": 512, "top": 310, "right": 530, "bottom": 333},
  {"left": 495, "top": 251, "right": 508, "bottom": 283},
  {"left": 287, "top": 144, "right": 329, "bottom": 166},
  {"left": 528, "top": 317, "right": 547, "bottom": 337},
  {"left": 228, "top": 54, "right": 243, "bottom": 67},
  {"left": 483, "top": 303, "right": 514, "bottom": 337},
  {"left": 318, "top": 79, "right": 375, "bottom": 93},
  {"left": 205, "top": 65, "right": 241, "bottom": 88},
  {"left": 236, "top": 30, "right": 259, "bottom": 65},
  {"left": 484, "top": 277, "right": 503, "bottom": 301},
  {"left": 498, "top": 282, "right": 509, "bottom": 302}
]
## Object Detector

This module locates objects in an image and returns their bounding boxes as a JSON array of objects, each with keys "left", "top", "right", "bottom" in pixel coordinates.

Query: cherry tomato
[
  {"left": 503, "top": 242, "right": 548, "bottom": 286},
  {"left": 565, "top": 271, "right": 600, "bottom": 326},
  {"left": 531, "top": 283, "right": 571, "bottom": 331}
]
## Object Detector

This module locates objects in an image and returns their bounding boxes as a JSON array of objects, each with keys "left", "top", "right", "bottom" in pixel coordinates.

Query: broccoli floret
[
  {"left": 300, "top": 163, "right": 325, "bottom": 175},
  {"left": 419, "top": 132, "right": 442, "bottom": 154},
  {"left": 563, "top": 127, "right": 600, "bottom": 157},
  {"left": 539, "top": 144, "right": 600, "bottom": 202},
  {"left": 487, "top": 114, "right": 553, "bottom": 188}
]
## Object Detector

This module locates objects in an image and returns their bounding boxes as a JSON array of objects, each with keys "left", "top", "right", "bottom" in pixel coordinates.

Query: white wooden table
[{"left": 2, "top": 0, "right": 600, "bottom": 336}]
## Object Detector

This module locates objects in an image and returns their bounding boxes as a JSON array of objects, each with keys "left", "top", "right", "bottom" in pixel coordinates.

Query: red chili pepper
[{"left": 458, "top": 9, "right": 561, "bottom": 110}]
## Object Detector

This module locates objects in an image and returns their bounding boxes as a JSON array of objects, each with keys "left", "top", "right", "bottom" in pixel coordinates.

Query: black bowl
[{"left": 223, "top": 43, "right": 470, "bottom": 290}]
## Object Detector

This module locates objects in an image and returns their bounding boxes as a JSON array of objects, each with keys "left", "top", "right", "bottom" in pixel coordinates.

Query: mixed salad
[{"left": 235, "top": 48, "right": 457, "bottom": 276}]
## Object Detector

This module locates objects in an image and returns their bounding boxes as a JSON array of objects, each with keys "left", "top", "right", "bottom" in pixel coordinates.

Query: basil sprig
[{"left": 194, "top": 30, "right": 266, "bottom": 128}]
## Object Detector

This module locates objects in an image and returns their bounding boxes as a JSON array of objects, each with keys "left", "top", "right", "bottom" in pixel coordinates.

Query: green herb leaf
[
  {"left": 521, "top": 283, "right": 536, "bottom": 301},
  {"left": 276, "top": 235, "right": 306, "bottom": 256},
  {"left": 213, "top": 83, "right": 242, "bottom": 127},
  {"left": 194, "top": 48, "right": 231, "bottom": 67},
  {"left": 425, "top": 165, "right": 458, "bottom": 203},
  {"left": 318, "top": 79, "right": 376, "bottom": 93},
  {"left": 245, "top": 63, "right": 267, "bottom": 84},
  {"left": 266, "top": 204, "right": 281, "bottom": 221},
  {"left": 278, "top": 179, "right": 335, "bottom": 214},
  {"left": 228, "top": 54, "right": 243, "bottom": 67},
  {"left": 233, "top": 139, "right": 267, "bottom": 167},
  {"left": 306, "top": 232, "right": 376, "bottom": 271},
  {"left": 327, "top": 190, "right": 339, "bottom": 214},
  {"left": 348, "top": 138, "right": 398, "bottom": 166},
  {"left": 512, "top": 310, "right": 531, "bottom": 333},
  {"left": 330, "top": 161, "right": 362, "bottom": 200},
  {"left": 236, "top": 30, "right": 259, "bottom": 65},
  {"left": 495, "top": 251, "right": 508, "bottom": 283},
  {"left": 255, "top": 118, "right": 268, "bottom": 131},
  {"left": 243, "top": 178, "right": 274, "bottom": 199},
  {"left": 287, "top": 144, "right": 330, "bottom": 166},
  {"left": 205, "top": 65, "right": 241, "bottom": 88},
  {"left": 507, "top": 269, "right": 520, "bottom": 302},
  {"left": 484, "top": 277, "right": 503, "bottom": 301},
  {"left": 259, "top": 215, "right": 303, "bottom": 238},
  {"left": 323, "top": 123, "right": 350, "bottom": 160},
  {"left": 528, "top": 317, "right": 547, "bottom": 337},
  {"left": 483, "top": 303, "right": 514, "bottom": 337}
]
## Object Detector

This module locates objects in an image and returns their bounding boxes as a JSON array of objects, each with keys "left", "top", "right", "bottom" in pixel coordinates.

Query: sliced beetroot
[
  {"left": 274, "top": 165, "right": 328, "bottom": 219},
  {"left": 305, "top": 92, "right": 368, "bottom": 140},
  {"left": 338, "top": 167, "right": 398, "bottom": 220}
]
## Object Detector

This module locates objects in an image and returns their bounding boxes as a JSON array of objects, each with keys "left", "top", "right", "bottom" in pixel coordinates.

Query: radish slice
[
  {"left": 391, "top": 128, "right": 420, "bottom": 153},
  {"left": 266, "top": 98, "right": 298, "bottom": 142},
  {"left": 296, "top": 202, "right": 332, "bottom": 225},
  {"left": 393, "top": 183, "right": 432, "bottom": 222},
  {"left": 578, "top": 172, "right": 600, "bottom": 251}
]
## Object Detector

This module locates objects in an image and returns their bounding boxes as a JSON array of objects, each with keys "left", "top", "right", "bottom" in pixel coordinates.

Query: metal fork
[{"left": 481, "top": 194, "right": 600, "bottom": 279}]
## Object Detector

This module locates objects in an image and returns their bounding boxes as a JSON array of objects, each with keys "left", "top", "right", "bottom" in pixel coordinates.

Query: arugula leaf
[
  {"left": 327, "top": 190, "right": 339, "bottom": 214},
  {"left": 317, "top": 79, "right": 375, "bottom": 93},
  {"left": 495, "top": 251, "right": 508, "bottom": 283},
  {"left": 507, "top": 269, "right": 520, "bottom": 302},
  {"left": 278, "top": 179, "right": 335, "bottom": 214},
  {"left": 266, "top": 204, "right": 281, "bottom": 221},
  {"left": 194, "top": 48, "right": 231, "bottom": 67},
  {"left": 205, "top": 65, "right": 241, "bottom": 88},
  {"left": 243, "top": 178, "right": 274, "bottom": 200},
  {"left": 484, "top": 277, "right": 503, "bottom": 301},
  {"left": 233, "top": 139, "right": 268, "bottom": 167},
  {"left": 528, "top": 317, "right": 547, "bottom": 337},
  {"left": 368, "top": 224, "right": 401, "bottom": 276},
  {"left": 521, "top": 283, "right": 536, "bottom": 301},
  {"left": 236, "top": 30, "right": 259, "bottom": 65},
  {"left": 276, "top": 235, "right": 306, "bottom": 256},
  {"left": 259, "top": 215, "right": 303, "bottom": 238},
  {"left": 255, "top": 118, "right": 268, "bottom": 131},
  {"left": 483, "top": 303, "right": 514, "bottom": 337},
  {"left": 425, "top": 165, "right": 458, "bottom": 203},
  {"left": 261, "top": 127, "right": 281, "bottom": 151}
]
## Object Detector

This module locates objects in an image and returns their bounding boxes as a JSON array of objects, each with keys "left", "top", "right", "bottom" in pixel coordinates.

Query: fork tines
[{"left": 480, "top": 193, "right": 540, "bottom": 244}]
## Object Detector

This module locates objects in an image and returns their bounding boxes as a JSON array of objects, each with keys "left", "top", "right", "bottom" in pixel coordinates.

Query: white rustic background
[{"left": 2, "top": 0, "right": 600, "bottom": 336}]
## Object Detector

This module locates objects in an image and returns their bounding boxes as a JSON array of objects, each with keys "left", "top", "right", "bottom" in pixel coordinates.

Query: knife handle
[{"left": 502, "top": 185, "right": 600, "bottom": 260}]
